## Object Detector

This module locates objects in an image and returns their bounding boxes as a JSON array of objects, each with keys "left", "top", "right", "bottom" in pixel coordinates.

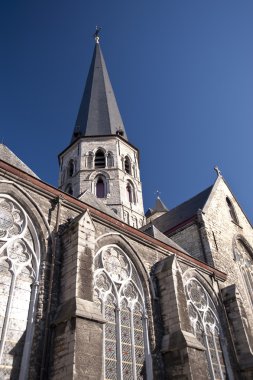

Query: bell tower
[{"left": 58, "top": 31, "right": 145, "bottom": 228}]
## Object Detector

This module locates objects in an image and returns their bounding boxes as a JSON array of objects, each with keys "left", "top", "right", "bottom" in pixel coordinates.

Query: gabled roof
[
  {"left": 0, "top": 144, "right": 38, "bottom": 178},
  {"left": 145, "top": 196, "right": 168, "bottom": 217},
  {"left": 141, "top": 224, "right": 188, "bottom": 253},
  {"left": 0, "top": 158, "right": 227, "bottom": 282},
  {"left": 153, "top": 186, "right": 213, "bottom": 233},
  {"left": 78, "top": 190, "right": 122, "bottom": 221},
  {"left": 71, "top": 41, "right": 127, "bottom": 143}
]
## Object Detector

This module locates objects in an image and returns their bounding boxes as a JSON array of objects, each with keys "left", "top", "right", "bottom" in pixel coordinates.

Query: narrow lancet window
[
  {"left": 96, "top": 177, "right": 106, "bottom": 198},
  {"left": 126, "top": 182, "right": 135, "bottom": 204},
  {"left": 125, "top": 156, "right": 131, "bottom": 174},
  {"left": 226, "top": 197, "right": 239, "bottom": 224},
  {"left": 68, "top": 159, "right": 75, "bottom": 177}
]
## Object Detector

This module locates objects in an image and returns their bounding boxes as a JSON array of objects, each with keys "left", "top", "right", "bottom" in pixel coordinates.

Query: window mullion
[
  {"left": 116, "top": 306, "right": 123, "bottom": 380},
  {"left": 130, "top": 309, "right": 137, "bottom": 380},
  {"left": 213, "top": 331, "right": 225, "bottom": 380},
  {"left": 203, "top": 327, "right": 215, "bottom": 380},
  {"left": 102, "top": 302, "right": 106, "bottom": 380},
  {"left": 0, "top": 272, "right": 17, "bottom": 364},
  {"left": 143, "top": 313, "right": 153, "bottom": 380}
]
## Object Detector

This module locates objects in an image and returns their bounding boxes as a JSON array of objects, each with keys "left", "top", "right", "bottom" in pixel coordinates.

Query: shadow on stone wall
[{"left": 9, "top": 330, "right": 26, "bottom": 380}]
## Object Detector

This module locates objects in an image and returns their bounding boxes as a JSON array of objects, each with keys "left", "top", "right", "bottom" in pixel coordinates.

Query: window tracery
[
  {"left": 185, "top": 278, "right": 227, "bottom": 380},
  {"left": 234, "top": 239, "right": 253, "bottom": 306},
  {"left": 94, "top": 245, "right": 152, "bottom": 380},
  {"left": 0, "top": 195, "right": 40, "bottom": 379}
]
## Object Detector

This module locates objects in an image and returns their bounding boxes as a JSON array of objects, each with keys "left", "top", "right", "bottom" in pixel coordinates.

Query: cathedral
[{"left": 0, "top": 32, "right": 253, "bottom": 380}]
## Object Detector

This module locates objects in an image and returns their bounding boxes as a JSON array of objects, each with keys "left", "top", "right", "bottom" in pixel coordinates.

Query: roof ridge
[{"left": 169, "top": 185, "right": 213, "bottom": 213}]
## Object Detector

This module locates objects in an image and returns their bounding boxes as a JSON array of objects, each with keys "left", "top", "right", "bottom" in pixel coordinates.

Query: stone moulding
[{"left": 52, "top": 297, "right": 106, "bottom": 326}]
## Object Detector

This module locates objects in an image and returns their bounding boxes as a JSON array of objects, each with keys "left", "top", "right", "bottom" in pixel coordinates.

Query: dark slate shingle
[
  {"left": 0, "top": 144, "right": 39, "bottom": 178},
  {"left": 153, "top": 186, "right": 213, "bottom": 233},
  {"left": 71, "top": 43, "right": 127, "bottom": 143}
]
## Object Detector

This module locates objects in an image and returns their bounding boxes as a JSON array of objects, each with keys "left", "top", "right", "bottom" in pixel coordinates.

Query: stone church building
[{"left": 0, "top": 34, "right": 253, "bottom": 380}]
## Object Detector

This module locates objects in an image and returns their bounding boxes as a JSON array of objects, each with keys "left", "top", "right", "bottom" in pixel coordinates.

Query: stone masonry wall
[
  {"left": 201, "top": 178, "right": 253, "bottom": 376},
  {"left": 168, "top": 222, "right": 206, "bottom": 262}
]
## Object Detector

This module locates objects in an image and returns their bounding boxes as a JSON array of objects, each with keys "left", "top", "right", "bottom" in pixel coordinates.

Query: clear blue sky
[{"left": 1, "top": 1, "right": 253, "bottom": 221}]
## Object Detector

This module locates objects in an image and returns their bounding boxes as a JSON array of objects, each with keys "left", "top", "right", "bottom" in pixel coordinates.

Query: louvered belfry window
[
  {"left": 185, "top": 278, "right": 227, "bottom": 380},
  {"left": 94, "top": 245, "right": 152, "bottom": 380},
  {"left": 95, "top": 150, "right": 106, "bottom": 168}
]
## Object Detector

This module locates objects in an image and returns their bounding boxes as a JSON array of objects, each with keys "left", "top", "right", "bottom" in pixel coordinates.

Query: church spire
[
  {"left": 71, "top": 33, "right": 127, "bottom": 143},
  {"left": 59, "top": 33, "right": 145, "bottom": 227}
]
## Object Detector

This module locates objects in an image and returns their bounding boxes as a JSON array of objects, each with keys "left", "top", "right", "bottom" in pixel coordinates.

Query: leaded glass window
[
  {"left": 94, "top": 245, "right": 152, "bottom": 380},
  {"left": 234, "top": 239, "right": 253, "bottom": 306},
  {"left": 0, "top": 195, "right": 40, "bottom": 379},
  {"left": 185, "top": 278, "right": 227, "bottom": 380}
]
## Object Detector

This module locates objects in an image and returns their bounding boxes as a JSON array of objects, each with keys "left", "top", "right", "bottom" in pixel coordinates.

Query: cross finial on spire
[
  {"left": 214, "top": 165, "right": 222, "bottom": 177},
  {"left": 94, "top": 26, "right": 101, "bottom": 44},
  {"left": 154, "top": 190, "right": 161, "bottom": 198}
]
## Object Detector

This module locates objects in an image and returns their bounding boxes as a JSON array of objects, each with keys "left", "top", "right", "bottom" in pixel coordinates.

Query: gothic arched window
[
  {"left": 185, "top": 278, "right": 228, "bottom": 379},
  {"left": 95, "top": 150, "right": 106, "bottom": 169},
  {"left": 0, "top": 195, "right": 40, "bottom": 379},
  {"left": 126, "top": 182, "right": 135, "bottom": 204},
  {"left": 96, "top": 176, "right": 106, "bottom": 198},
  {"left": 125, "top": 156, "right": 131, "bottom": 174},
  {"left": 235, "top": 239, "right": 253, "bottom": 306},
  {"left": 94, "top": 245, "right": 152, "bottom": 379},
  {"left": 226, "top": 197, "right": 239, "bottom": 225},
  {"left": 68, "top": 159, "right": 75, "bottom": 177}
]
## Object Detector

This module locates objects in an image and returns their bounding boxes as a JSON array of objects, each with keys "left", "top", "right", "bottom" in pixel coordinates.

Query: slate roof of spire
[
  {"left": 71, "top": 42, "right": 127, "bottom": 143},
  {"left": 0, "top": 144, "right": 39, "bottom": 178}
]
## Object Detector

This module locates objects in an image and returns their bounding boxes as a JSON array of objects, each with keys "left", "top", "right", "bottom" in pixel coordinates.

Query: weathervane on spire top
[{"left": 94, "top": 26, "right": 101, "bottom": 44}]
